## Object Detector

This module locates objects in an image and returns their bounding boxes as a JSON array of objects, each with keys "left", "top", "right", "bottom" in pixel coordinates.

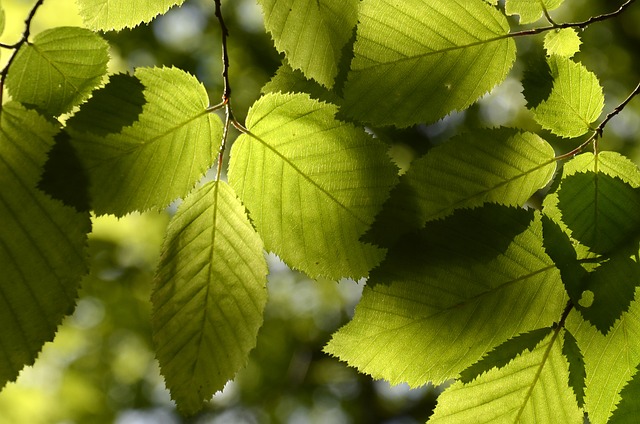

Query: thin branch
[
  {"left": 0, "top": 0, "right": 46, "bottom": 106},
  {"left": 555, "top": 79, "right": 640, "bottom": 161},
  {"left": 510, "top": 0, "right": 636, "bottom": 38},
  {"left": 214, "top": 0, "right": 232, "bottom": 103}
]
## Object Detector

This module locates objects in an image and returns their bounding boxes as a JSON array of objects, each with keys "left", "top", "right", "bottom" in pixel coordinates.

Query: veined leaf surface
[
  {"left": 544, "top": 28, "right": 581, "bottom": 58},
  {"left": 228, "top": 92, "right": 398, "bottom": 280},
  {"left": 609, "top": 365, "right": 640, "bottom": 423},
  {"left": 70, "top": 67, "right": 222, "bottom": 216},
  {"left": 78, "top": 0, "right": 185, "bottom": 31},
  {"left": 533, "top": 56, "right": 604, "bottom": 138},
  {"left": 342, "top": 0, "right": 516, "bottom": 127},
  {"left": 366, "top": 128, "right": 556, "bottom": 247},
  {"left": 326, "top": 205, "right": 566, "bottom": 386},
  {"left": 258, "top": 0, "right": 358, "bottom": 88},
  {"left": 5, "top": 27, "right": 109, "bottom": 116},
  {"left": 429, "top": 332, "right": 582, "bottom": 423},
  {"left": 153, "top": 181, "right": 268, "bottom": 415},
  {"left": 0, "top": 102, "right": 88, "bottom": 388},
  {"left": 505, "top": 0, "right": 564, "bottom": 24}
]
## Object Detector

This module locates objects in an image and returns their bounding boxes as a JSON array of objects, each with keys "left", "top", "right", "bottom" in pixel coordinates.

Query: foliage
[{"left": 1, "top": 0, "right": 640, "bottom": 422}]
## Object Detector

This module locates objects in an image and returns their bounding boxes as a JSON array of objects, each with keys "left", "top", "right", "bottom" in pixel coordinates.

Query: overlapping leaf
[
  {"left": 568, "top": 301, "right": 640, "bottom": 424},
  {"left": 428, "top": 332, "right": 582, "bottom": 423},
  {"left": 152, "top": 181, "right": 268, "bottom": 415},
  {"left": 609, "top": 365, "right": 640, "bottom": 423},
  {"left": 0, "top": 102, "right": 88, "bottom": 388},
  {"left": 563, "top": 330, "right": 587, "bottom": 407},
  {"left": 258, "top": 0, "right": 358, "bottom": 88},
  {"left": 228, "top": 92, "right": 397, "bottom": 280},
  {"left": 70, "top": 67, "right": 222, "bottom": 216},
  {"left": 544, "top": 28, "right": 581, "bottom": 58},
  {"left": 77, "top": 0, "right": 185, "bottom": 31},
  {"left": 342, "top": 0, "right": 516, "bottom": 127},
  {"left": 325, "top": 205, "right": 567, "bottom": 386},
  {"left": 366, "top": 128, "right": 556, "bottom": 247},
  {"left": 533, "top": 56, "right": 604, "bottom": 138},
  {"left": 5, "top": 27, "right": 109, "bottom": 116},
  {"left": 557, "top": 172, "right": 640, "bottom": 255},
  {"left": 505, "top": 0, "right": 564, "bottom": 24}
]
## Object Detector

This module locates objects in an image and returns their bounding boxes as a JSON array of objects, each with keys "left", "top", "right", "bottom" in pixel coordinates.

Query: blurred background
[{"left": 0, "top": 0, "right": 639, "bottom": 422}]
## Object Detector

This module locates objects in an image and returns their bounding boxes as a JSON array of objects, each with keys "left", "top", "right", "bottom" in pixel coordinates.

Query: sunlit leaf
[
  {"left": 459, "top": 327, "right": 552, "bottom": 383},
  {"left": 258, "top": 0, "right": 358, "bottom": 88},
  {"left": 429, "top": 332, "right": 582, "bottom": 423},
  {"left": 557, "top": 172, "right": 640, "bottom": 255},
  {"left": 78, "top": 0, "right": 185, "bottom": 31},
  {"left": 505, "top": 0, "right": 564, "bottom": 24},
  {"left": 544, "top": 28, "right": 581, "bottom": 58},
  {"left": 576, "top": 257, "right": 640, "bottom": 334},
  {"left": 568, "top": 300, "right": 640, "bottom": 424},
  {"left": 609, "top": 365, "right": 640, "bottom": 423},
  {"left": 5, "top": 27, "right": 109, "bottom": 116},
  {"left": 366, "top": 129, "right": 556, "bottom": 247},
  {"left": 326, "top": 205, "right": 566, "bottom": 386},
  {"left": 70, "top": 67, "right": 222, "bottom": 216},
  {"left": 533, "top": 56, "right": 604, "bottom": 138},
  {"left": 0, "top": 102, "right": 88, "bottom": 388},
  {"left": 563, "top": 330, "right": 587, "bottom": 407},
  {"left": 153, "top": 181, "right": 268, "bottom": 415},
  {"left": 342, "top": 0, "right": 516, "bottom": 127},
  {"left": 262, "top": 63, "right": 341, "bottom": 105},
  {"left": 229, "top": 92, "right": 397, "bottom": 280}
]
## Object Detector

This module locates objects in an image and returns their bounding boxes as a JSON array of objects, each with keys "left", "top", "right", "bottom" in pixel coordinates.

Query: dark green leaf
[
  {"left": 563, "top": 330, "right": 587, "bottom": 407},
  {"left": 609, "top": 365, "right": 640, "bottom": 423}
]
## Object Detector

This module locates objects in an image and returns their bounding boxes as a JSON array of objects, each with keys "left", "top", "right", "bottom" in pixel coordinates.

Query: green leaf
[
  {"left": 366, "top": 128, "right": 556, "bottom": 247},
  {"left": 77, "top": 0, "right": 185, "bottom": 31},
  {"left": 563, "top": 330, "right": 587, "bottom": 407},
  {"left": 459, "top": 327, "right": 552, "bottom": 384},
  {"left": 70, "top": 67, "right": 222, "bottom": 216},
  {"left": 557, "top": 172, "right": 640, "bottom": 255},
  {"left": 0, "top": 0, "right": 5, "bottom": 38},
  {"left": 325, "top": 205, "right": 567, "bottom": 386},
  {"left": 576, "top": 257, "right": 640, "bottom": 334},
  {"left": 228, "top": 92, "right": 397, "bottom": 280},
  {"left": 0, "top": 102, "right": 89, "bottom": 388},
  {"left": 258, "top": 0, "right": 358, "bottom": 88},
  {"left": 522, "top": 48, "right": 554, "bottom": 109},
  {"left": 609, "top": 365, "right": 640, "bottom": 423},
  {"left": 568, "top": 300, "right": 640, "bottom": 423},
  {"left": 342, "top": 0, "right": 516, "bottom": 127},
  {"left": 505, "top": 0, "right": 563, "bottom": 24},
  {"left": 152, "top": 181, "right": 268, "bottom": 415},
  {"left": 66, "top": 73, "right": 146, "bottom": 136},
  {"left": 5, "top": 27, "right": 109, "bottom": 116},
  {"left": 544, "top": 28, "right": 582, "bottom": 58},
  {"left": 262, "top": 63, "right": 342, "bottom": 106},
  {"left": 533, "top": 56, "right": 604, "bottom": 138},
  {"left": 428, "top": 332, "right": 582, "bottom": 423}
]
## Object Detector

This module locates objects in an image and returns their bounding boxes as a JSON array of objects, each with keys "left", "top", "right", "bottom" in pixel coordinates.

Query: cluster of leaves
[{"left": 1, "top": 0, "right": 640, "bottom": 422}]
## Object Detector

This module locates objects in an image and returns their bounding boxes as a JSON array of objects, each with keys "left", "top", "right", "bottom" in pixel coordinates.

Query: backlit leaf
[
  {"left": 544, "top": 28, "right": 581, "bottom": 58},
  {"left": 505, "top": 0, "right": 564, "bottom": 24},
  {"left": 258, "top": 0, "right": 358, "bottom": 88},
  {"left": 77, "top": 0, "right": 185, "bottom": 31},
  {"left": 228, "top": 92, "right": 397, "bottom": 279},
  {"left": 533, "top": 56, "right": 604, "bottom": 138},
  {"left": 429, "top": 332, "right": 582, "bottom": 423},
  {"left": 5, "top": 27, "right": 109, "bottom": 116},
  {"left": 153, "top": 181, "right": 268, "bottom": 415},
  {"left": 563, "top": 330, "right": 587, "bottom": 407},
  {"left": 459, "top": 327, "right": 552, "bottom": 384},
  {"left": 557, "top": 172, "right": 640, "bottom": 255},
  {"left": 568, "top": 300, "right": 640, "bottom": 424},
  {"left": 342, "top": 0, "right": 516, "bottom": 127},
  {"left": 576, "top": 257, "right": 640, "bottom": 334},
  {"left": 70, "top": 67, "right": 222, "bottom": 216},
  {"left": 0, "top": 102, "right": 88, "bottom": 388},
  {"left": 326, "top": 205, "right": 566, "bottom": 386},
  {"left": 366, "top": 128, "right": 556, "bottom": 247},
  {"left": 609, "top": 365, "right": 640, "bottom": 423}
]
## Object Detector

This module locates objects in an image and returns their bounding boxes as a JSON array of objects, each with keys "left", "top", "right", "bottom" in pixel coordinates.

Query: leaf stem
[
  {"left": 0, "top": 0, "right": 46, "bottom": 107},
  {"left": 509, "top": 0, "right": 636, "bottom": 38},
  {"left": 555, "top": 79, "right": 640, "bottom": 161}
]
